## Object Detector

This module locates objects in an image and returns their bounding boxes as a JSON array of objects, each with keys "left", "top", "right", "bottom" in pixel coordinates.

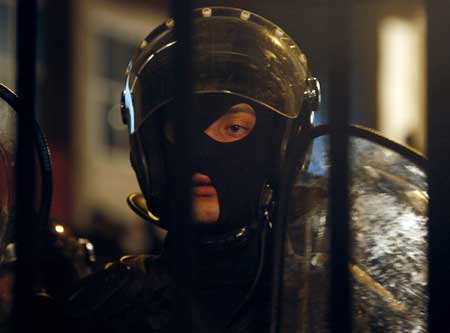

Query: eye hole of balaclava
[
  {"left": 162, "top": 92, "right": 285, "bottom": 234},
  {"left": 165, "top": 103, "right": 256, "bottom": 144}
]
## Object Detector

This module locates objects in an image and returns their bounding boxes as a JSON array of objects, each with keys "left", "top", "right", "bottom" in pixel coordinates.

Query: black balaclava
[{"left": 163, "top": 92, "right": 285, "bottom": 236}]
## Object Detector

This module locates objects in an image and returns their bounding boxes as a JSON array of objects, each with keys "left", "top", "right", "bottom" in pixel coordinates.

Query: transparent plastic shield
[{"left": 281, "top": 130, "right": 428, "bottom": 332}]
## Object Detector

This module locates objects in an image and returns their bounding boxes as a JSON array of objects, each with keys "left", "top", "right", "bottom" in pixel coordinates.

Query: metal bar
[
  {"left": 270, "top": 124, "right": 315, "bottom": 333},
  {"left": 169, "top": 0, "right": 194, "bottom": 331},
  {"left": 328, "top": 2, "right": 352, "bottom": 332},
  {"left": 12, "top": 1, "right": 38, "bottom": 332},
  {"left": 426, "top": 1, "right": 450, "bottom": 331}
]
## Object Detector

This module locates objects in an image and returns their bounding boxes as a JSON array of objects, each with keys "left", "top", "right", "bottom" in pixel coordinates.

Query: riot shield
[
  {"left": 0, "top": 83, "right": 97, "bottom": 331},
  {"left": 280, "top": 125, "right": 428, "bottom": 332}
]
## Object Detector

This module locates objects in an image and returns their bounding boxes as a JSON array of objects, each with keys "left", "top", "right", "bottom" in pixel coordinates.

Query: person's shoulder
[{"left": 66, "top": 254, "right": 175, "bottom": 332}]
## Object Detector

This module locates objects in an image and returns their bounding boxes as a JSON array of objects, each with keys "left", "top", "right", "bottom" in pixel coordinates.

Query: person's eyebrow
[{"left": 228, "top": 103, "right": 255, "bottom": 115}]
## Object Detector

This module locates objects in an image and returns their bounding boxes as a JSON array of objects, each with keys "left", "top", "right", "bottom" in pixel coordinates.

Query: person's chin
[{"left": 191, "top": 194, "right": 220, "bottom": 224}]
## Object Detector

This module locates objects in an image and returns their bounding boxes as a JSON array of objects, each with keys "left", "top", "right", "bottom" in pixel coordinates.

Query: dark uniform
[{"left": 67, "top": 230, "right": 272, "bottom": 332}]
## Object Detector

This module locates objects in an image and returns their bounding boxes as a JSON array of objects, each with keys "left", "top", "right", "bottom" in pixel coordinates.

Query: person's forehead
[
  {"left": 226, "top": 103, "right": 255, "bottom": 115},
  {"left": 163, "top": 95, "right": 255, "bottom": 115}
]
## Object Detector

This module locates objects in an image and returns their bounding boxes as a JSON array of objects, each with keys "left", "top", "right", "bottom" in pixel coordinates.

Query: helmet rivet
[
  {"left": 139, "top": 40, "right": 148, "bottom": 49},
  {"left": 300, "top": 54, "right": 307, "bottom": 63},
  {"left": 304, "top": 77, "right": 321, "bottom": 113},
  {"left": 165, "top": 18, "right": 175, "bottom": 28},
  {"left": 275, "top": 28, "right": 284, "bottom": 37},
  {"left": 240, "top": 10, "right": 251, "bottom": 21},
  {"left": 202, "top": 7, "right": 212, "bottom": 17}
]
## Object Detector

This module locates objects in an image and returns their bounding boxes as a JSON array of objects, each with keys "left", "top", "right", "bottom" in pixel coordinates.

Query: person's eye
[
  {"left": 229, "top": 124, "right": 242, "bottom": 132},
  {"left": 205, "top": 104, "right": 256, "bottom": 143},
  {"left": 225, "top": 123, "right": 249, "bottom": 137}
]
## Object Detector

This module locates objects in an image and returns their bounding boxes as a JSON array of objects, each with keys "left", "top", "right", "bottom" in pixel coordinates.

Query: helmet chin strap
[
  {"left": 127, "top": 181, "right": 275, "bottom": 253},
  {"left": 225, "top": 186, "right": 274, "bottom": 330}
]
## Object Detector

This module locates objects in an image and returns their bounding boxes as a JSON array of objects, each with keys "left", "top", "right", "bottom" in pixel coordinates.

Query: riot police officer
[{"left": 67, "top": 6, "right": 319, "bottom": 333}]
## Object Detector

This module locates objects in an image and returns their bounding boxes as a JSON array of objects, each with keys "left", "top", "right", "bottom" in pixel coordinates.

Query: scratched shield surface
[{"left": 281, "top": 135, "right": 428, "bottom": 332}]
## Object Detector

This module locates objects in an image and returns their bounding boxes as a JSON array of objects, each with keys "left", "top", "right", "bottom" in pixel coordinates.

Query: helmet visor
[{"left": 124, "top": 7, "right": 309, "bottom": 133}]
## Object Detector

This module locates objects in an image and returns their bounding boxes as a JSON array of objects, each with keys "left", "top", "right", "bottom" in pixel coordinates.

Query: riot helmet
[{"left": 121, "top": 7, "right": 320, "bottom": 239}]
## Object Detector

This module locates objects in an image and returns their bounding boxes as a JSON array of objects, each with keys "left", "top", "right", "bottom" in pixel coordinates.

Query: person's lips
[{"left": 192, "top": 173, "right": 217, "bottom": 196}]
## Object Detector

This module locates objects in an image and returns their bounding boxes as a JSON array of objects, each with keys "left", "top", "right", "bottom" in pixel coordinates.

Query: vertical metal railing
[
  {"left": 427, "top": 1, "right": 450, "bottom": 331},
  {"left": 170, "top": 0, "right": 195, "bottom": 332},
  {"left": 12, "top": 1, "right": 38, "bottom": 332},
  {"left": 328, "top": 1, "right": 352, "bottom": 332}
]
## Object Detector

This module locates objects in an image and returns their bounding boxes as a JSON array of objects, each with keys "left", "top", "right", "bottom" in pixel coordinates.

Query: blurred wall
[{"left": 69, "top": 0, "right": 168, "bottom": 253}]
